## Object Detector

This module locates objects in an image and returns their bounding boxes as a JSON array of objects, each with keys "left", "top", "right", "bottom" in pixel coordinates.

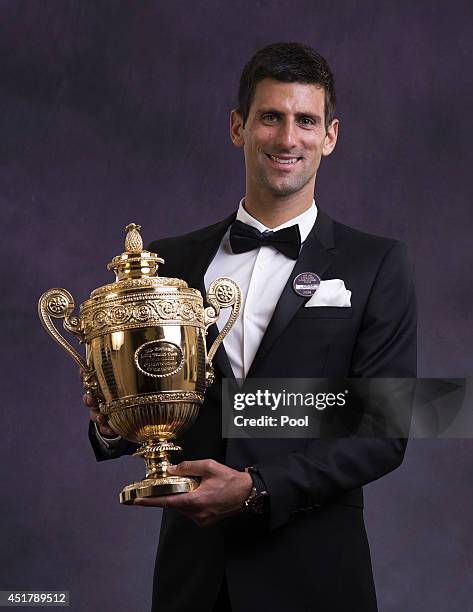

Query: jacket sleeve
[
  {"left": 88, "top": 420, "right": 138, "bottom": 462},
  {"left": 257, "top": 241, "right": 417, "bottom": 531}
]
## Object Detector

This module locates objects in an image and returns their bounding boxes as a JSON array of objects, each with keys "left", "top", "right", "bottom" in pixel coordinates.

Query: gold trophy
[{"left": 38, "top": 223, "right": 240, "bottom": 504}]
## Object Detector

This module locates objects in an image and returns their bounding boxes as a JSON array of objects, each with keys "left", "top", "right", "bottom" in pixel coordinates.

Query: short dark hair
[{"left": 237, "top": 42, "right": 336, "bottom": 130}]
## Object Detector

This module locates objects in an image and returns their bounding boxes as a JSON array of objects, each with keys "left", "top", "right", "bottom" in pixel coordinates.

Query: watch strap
[{"left": 244, "top": 466, "right": 269, "bottom": 515}]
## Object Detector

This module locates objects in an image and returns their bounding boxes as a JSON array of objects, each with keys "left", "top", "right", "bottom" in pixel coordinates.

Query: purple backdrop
[{"left": 2, "top": 1, "right": 472, "bottom": 610}]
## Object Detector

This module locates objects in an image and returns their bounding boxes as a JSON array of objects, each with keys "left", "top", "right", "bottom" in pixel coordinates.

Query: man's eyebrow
[
  {"left": 257, "top": 108, "right": 322, "bottom": 123},
  {"left": 257, "top": 107, "right": 283, "bottom": 116}
]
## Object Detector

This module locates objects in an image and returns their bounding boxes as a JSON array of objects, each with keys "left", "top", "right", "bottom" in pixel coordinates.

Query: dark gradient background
[{"left": 1, "top": 1, "right": 472, "bottom": 610}]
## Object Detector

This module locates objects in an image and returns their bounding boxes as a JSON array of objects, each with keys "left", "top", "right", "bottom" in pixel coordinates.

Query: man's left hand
[{"left": 132, "top": 460, "right": 253, "bottom": 527}]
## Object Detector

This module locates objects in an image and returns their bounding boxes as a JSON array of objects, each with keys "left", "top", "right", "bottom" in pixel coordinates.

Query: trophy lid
[
  {"left": 107, "top": 223, "right": 164, "bottom": 280},
  {"left": 87, "top": 223, "right": 189, "bottom": 301}
]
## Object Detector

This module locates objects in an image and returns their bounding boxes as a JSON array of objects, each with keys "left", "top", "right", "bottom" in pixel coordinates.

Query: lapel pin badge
[{"left": 293, "top": 272, "right": 321, "bottom": 297}]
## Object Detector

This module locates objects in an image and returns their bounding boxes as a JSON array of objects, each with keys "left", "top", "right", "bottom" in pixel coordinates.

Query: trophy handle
[
  {"left": 204, "top": 278, "right": 241, "bottom": 385},
  {"left": 38, "top": 288, "right": 96, "bottom": 392}
]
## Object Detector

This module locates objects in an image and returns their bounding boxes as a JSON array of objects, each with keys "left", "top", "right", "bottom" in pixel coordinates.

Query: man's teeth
[{"left": 269, "top": 155, "right": 299, "bottom": 164}]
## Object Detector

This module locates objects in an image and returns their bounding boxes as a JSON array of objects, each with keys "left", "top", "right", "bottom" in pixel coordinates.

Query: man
[{"left": 86, "top": 42, "right": 416, "bottom": 611}]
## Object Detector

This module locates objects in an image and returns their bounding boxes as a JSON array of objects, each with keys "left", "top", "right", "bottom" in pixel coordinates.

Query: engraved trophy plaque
[{"left": 38, "top": 223, "right": 241, "bottom": 504}]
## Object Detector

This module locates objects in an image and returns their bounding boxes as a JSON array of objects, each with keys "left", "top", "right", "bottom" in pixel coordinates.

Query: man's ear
[
  {"left": 322, "top": 118, "right": 339, "bottom": 157},
  {"left": 230, "top": 110, "right": 245, "bottom": 148}
]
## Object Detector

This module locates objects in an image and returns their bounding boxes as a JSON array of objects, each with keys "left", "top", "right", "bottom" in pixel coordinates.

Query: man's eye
[
  {"left": 300, "top": 117, "right": 315, "bottom": 126},
  {"left": 263, "top": 114, "right": 279, "bottom": 122}
]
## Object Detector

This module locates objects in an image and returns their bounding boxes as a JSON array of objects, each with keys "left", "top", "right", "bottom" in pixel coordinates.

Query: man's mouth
[{"left": 265, "top": 154, "right": 302, "bottom": 165}]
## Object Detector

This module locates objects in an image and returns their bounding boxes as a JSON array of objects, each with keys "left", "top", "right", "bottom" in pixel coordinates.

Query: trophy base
[{"left": 119, "top": 476, "right": 199, "bottom": 504}]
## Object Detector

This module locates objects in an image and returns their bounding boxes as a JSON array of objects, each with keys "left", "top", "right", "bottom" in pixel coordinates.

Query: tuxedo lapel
[
  {"left": 181, "top": 213, "right": 236, "bottom": 293},
  {"left": 247, "top": 209, "right": 336, "bottom": 378},
  {"left": 183, "top": 213, "right": 236, "bottom": 380}
]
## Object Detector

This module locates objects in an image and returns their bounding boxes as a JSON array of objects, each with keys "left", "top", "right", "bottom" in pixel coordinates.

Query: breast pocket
[{"left": 294, "top": 306, "right": 353, "bottom": 319}]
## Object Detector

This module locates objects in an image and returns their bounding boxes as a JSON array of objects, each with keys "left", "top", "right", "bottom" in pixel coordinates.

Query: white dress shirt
[
  {"left": 96, "top": 199, "right": 317, "bottom": 445},
  {"left": 204, "top": 199, "right": 317, "bottom": 379}
]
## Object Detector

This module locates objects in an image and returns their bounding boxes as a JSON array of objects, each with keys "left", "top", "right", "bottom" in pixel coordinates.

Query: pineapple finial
[{"left": 124, "top": 223, "right": 143, "bottom": 254}]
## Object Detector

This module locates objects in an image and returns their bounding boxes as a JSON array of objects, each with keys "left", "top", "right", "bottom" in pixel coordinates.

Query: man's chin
[{"left": 264, "top": 180, "right": 306, "bottom": 197}]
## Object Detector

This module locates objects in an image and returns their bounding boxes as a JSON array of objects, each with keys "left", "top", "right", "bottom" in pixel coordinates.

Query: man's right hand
[{"left": 83, "top": 392, "right": 120, "bottom": 438}]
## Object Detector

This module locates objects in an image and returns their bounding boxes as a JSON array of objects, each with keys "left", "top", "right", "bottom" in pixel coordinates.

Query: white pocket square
[{"left": 304, "top": 279, "right": 351, "bottom": 307}]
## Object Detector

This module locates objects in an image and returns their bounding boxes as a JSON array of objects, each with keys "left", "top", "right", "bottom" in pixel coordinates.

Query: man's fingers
[
  {"left": 81, "top": 381, "right": 116, "bottom": 435},
  {"left": 82, "top": 392, "right": 98, "bottom": 409},
  {"left": 169, "top": 459, "right": 218, "bottom": 478},
  {"left": 133, "top": 492, "right": 196, "bottom": 508},
  {"left": 133, "top": 496, "right": 167, "bottom": 508},
  {"left": 88, "top": 406, "right": 105, "bottom": 423},
  {"left": 83, "top": 392, "right": 105, "bottom": 425},
  {"left": 87, "top": 402, "right": 114, "bottom": 433}
]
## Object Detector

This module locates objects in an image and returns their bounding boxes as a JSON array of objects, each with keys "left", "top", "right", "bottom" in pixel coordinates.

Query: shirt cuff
[{"left": 93, "top": 422, "right": 123, "bottom": 449}]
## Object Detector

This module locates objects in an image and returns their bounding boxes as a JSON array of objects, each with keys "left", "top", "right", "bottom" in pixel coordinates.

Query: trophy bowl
[{"left": 38, "top": 223, "right": 241, "bottom": 504}]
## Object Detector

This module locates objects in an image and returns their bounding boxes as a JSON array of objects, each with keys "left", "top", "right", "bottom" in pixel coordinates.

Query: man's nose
[{"left": 275, "top": 119, "right": 297, "bottom": 149}]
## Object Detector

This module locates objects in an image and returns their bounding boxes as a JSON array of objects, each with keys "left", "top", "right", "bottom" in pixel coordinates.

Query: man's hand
[
  {"left": 82, "top": 391, "right": 119, "bottom": 438},
  {"left": 133, "top": 460, "right": 253, "bottom": 527}
]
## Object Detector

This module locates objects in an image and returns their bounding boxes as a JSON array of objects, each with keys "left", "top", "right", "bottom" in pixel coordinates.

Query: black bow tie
[{"left": 229, "top": 220, "right": 301, "bottom": 260}]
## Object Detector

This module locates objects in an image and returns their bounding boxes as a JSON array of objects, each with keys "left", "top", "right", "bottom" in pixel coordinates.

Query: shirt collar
[{"left": 235, "top": 198, "right": 317, "bottom": 244}]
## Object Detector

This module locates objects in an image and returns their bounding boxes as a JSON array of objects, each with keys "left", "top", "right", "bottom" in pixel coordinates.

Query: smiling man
[
  {"left": 87, "top": 43, "right": 416, "bottom": 612},
  {"left": 233, "top": 77, "right": 337, "bottom": 220}
]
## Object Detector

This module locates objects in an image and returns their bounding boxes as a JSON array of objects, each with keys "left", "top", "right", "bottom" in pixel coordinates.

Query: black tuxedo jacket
[{"left": 89, "top": 209, "right": 417, "bottom": 612}]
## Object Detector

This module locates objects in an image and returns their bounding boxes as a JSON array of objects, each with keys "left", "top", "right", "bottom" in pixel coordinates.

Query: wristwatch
[{"left": 244, "top": 466, "right": 269, "bottom": 515}]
